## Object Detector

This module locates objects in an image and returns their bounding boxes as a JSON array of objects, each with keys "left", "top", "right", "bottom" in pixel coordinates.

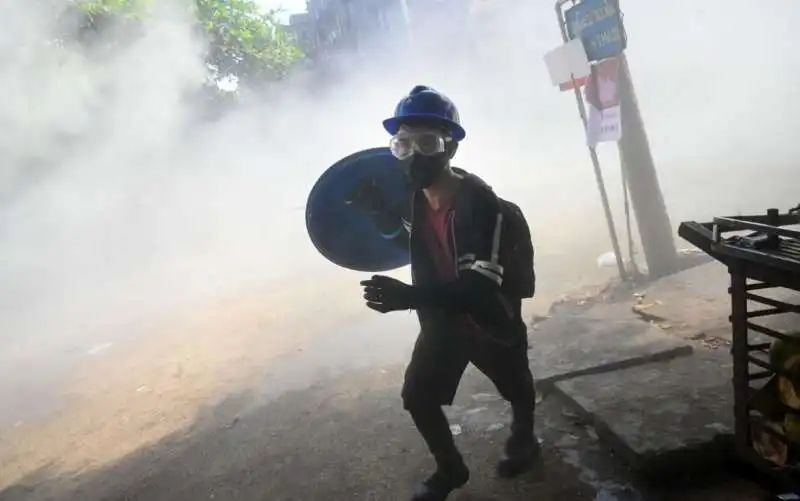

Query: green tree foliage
[
  {"left": 74, "top": 0, "right": 153, "bottom": 19},
  {"left": 71, "top": 0, "right": 304, "bottom": 85},
  {"left": 195, "top": 0, "right": 303, "bottom": 83}
]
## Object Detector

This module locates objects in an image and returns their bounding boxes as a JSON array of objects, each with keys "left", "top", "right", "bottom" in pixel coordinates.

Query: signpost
[
  {"left": 550, "top": 0, "right": 679, "bottom": 280},
  {"left": 548, "top": 0, "right": 627, "bottom": 282},
  {"left": 544, "top": 38, "right": 591, "bottom": 91},
  {"left": 564, "top": 0, "right": 626, "bottom": 62},
  {"left": 544, "top": 38, "right": 590, "bottom": 88},
  {"left": 584, "top": 57, "right": 622, "bottom": 146}
]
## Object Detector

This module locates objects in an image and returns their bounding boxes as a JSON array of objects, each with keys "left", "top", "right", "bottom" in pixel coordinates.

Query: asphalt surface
[
  {"left": 0, "top": 360, "right": 623, "bottom": 501},
  {"left": 0, "top": 275, "right": 765, "bottom": 501}
]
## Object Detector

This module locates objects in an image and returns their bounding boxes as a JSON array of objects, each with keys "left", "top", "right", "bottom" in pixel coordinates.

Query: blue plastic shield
[{"left": 305, "top": 147, "right": 411, "bottom": 272}]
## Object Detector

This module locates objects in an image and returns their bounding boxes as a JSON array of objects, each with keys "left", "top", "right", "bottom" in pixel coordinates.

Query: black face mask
[{"left": 405, "top": 153, "right": 448, "bottom": 191}]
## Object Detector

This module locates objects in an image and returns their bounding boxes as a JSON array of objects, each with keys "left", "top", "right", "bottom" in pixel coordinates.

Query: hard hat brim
[{"left": 383, "top": 114, "right": 466, "bottom": 142}]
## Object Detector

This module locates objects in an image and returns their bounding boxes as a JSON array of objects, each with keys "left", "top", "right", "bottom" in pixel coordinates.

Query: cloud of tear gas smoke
[
  {"left": 402, "top": 0, "right": 800, "bottom": 282},
  {"left": 0, "top": 0, "right": 395, "bottom": 359},
  {"left": 1, "top": 0, "right": 799, "bottom": 366}
]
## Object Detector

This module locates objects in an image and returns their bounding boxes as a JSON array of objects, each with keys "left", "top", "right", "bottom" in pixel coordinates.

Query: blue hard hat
[{"left": 383, "top": 85, "right": 466, "bottom": 142}]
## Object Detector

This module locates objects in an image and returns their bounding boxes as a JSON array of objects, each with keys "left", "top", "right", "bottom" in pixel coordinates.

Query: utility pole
[{"left": 616, "top": 54, "right": 679, "bottom": 279}]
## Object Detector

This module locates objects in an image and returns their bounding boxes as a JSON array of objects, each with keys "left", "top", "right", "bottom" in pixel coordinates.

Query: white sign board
[
  {"left": 585, "top": 57, "right": 622, "bottom": 146},
  {"left": 544, "top": 38, "right": 590, "bottom": 87},
  {"left": 586, "top": 105, "right": 621, "bottom": 146}
]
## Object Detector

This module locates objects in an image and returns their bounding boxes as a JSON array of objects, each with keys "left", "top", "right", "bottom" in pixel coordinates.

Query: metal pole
[
  {"left": 555, "top": 1, "right": 629, "bottom": 282},
  {"left": 729, "top": 266, "right": 750, "bottom": 455}
]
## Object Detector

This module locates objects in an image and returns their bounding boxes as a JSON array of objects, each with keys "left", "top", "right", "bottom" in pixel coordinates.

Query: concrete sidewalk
[
  {"left": 542, "top": 261, "right": 798, "bottom": 484},
  {"left": 525, "top": 268, "right": 731, "bottom": 481}
]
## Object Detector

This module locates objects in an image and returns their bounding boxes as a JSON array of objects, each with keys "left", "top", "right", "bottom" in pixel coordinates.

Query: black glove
[
  {"left": 347, "top": 177, "right": 406, "bottom": 237},
  {"left": 346, "top": 177, "right": 387, "bottom": 215},
  {"left": 360, "top": 275, "right": 416, "bottom": 313}
]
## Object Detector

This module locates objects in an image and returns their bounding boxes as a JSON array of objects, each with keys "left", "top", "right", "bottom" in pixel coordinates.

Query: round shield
[{"left": 305, "top": 147, "right": 410, "bottom": 272}]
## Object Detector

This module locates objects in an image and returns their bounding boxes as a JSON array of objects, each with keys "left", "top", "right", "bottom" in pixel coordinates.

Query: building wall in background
[
  {"left": 404, "top": 0, "right": 473, "bottom": 57},
  {"left": 299, "top": 0, "right": 411, "bottom": 65},
  {"left": 287, "top": 12, "right": 316, "bottom": 58},
  {"left": 287, "top": 0, "right": 479, "bottom": 85}
]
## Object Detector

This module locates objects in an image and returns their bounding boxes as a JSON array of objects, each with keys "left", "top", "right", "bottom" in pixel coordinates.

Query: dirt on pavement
[{"left": 0, "top": 272, "right": 769, "bottom": 501}]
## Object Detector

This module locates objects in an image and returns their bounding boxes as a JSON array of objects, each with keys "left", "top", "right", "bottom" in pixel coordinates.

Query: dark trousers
[{"left": 401, "top": 327, "right": 536, "bottom": 468}]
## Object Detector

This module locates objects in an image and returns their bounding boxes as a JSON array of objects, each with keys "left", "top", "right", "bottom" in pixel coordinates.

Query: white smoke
[{"left": 0, "top": 0, "right": 798, "bottom": 422}]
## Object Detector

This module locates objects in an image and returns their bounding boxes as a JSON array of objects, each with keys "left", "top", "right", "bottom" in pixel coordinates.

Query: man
[{"left": 358, "top": 85, "right": 539, "bottom": 501}]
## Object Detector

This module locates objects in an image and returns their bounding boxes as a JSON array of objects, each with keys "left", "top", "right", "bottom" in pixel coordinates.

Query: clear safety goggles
[{"left": 389, "top": 131, "right": 451, "bottom": 160}]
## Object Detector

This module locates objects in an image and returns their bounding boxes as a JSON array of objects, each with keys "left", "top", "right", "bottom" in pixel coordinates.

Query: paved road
[
  {"left": 0, "top": 269, "right": 640, "bottom": 501},
  {"left": 0, "top": 339, "right": 620, "bottom": 501},
  {"left": 0, "top": 271, "right": 762, "bottom": 501}
]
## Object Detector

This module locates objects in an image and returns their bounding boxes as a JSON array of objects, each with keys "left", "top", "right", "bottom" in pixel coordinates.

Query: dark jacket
[{"left": 404, "top": 168, "right": 527, "bottom": 346}]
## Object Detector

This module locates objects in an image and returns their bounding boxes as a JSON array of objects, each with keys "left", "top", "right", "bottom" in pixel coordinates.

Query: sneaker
[
  {"left": 411, "top": 461, "right": 470, "bottom": 501},
  {"left": 496, "top": 432, "right": 540, "bottom": 479}
]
